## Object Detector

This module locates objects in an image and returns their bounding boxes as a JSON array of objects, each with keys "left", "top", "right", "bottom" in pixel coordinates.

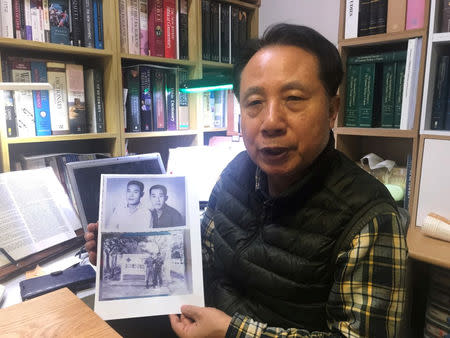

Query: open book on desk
[{"left": 0, "top": 167, "right": 82, "bottom": 280}]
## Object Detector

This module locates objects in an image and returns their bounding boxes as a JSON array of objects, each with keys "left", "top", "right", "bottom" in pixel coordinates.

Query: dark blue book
[
  {"left": 49, "top": 0, "right": 70, "bottom": 45},
  {"left": 139, "top": 65, "right": 152, "bottom": 131},
  {"left": 92, "top": 0, "right": 103, "bottom": 49},
  {"left": 31, "top": 61, "right": 52, "bottom": 136},
  {"left": 166, "top": 70, "right": 176, "bottom": 131},
  {"left": 124, "top": 66, "right": 141, "bottom": 132},
  {"left": 431, "top": 55, "right": 449, "bottom": 130}
]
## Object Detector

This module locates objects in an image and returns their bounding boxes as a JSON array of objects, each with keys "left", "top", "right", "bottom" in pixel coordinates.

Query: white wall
[{"left": 258, "top": 0, "right": 341, "bottom": 46}]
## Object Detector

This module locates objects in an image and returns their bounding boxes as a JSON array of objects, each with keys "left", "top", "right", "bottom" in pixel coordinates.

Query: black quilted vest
[{"left": 205, "top": 137, "right": 397, "bottom": 331}]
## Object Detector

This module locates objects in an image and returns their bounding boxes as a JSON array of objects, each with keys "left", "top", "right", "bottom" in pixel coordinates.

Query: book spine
[
  {"left": 347, "top": 51, "right": 394, "bottom": 64},
  {"left": 209, "top": 91, "right": 215, "bottom": 126},
  {"left": 358, "top": 0, "right": 370, "bottom": 36},
  {"left": 405, "top": 0, "right": 425, "bottom": 30},
  {"left": 403, "top": 153, "right": 412, "bottom": 209},
  {"left": 202, "top": 91, "right": 211, "bottom": 127},
  {"left": 93, "top": 68, "right": 105, "bottom": 132},
  {"left": 178, "top": 0, "right": 188, "bottom": 60},
  {"left": 30, "top": 0, "right": 43, "bottom": 41},
  {"left": 220, "top": 4, "right": 229, "bottom": 63},
  {"left": 139, "top": 0, "right": 148, "bottom": 55},
  {"left": 344, "top": 63, "right": 360, "bottom": 126},
  {"left": 344, "top": 0, "right": 359, "bottom": 39},
  {"left": 230, "top": 6, "right": 238, "bottom": 63},
  {"left": 358, "top": 62, "right": 376, "bottom": 127},
  {"left": 13, "top": 0, "right": 22, "bottom": 38},
  {"left": 393, "top": 60, "right": 406, "bottom": 128},
  {"left": 139, "top": 65, "right": 152, "bottom": 131},
  {"left": 148, "top": 0, "right": 164, "bottom": 57},
  {"left": 210, "top": 1, "right": 219, "bottom": 62},
  {"left": 164, "top": 0, "right": 176, "bottom": 58},
  {"left": 19, "top": 0, "right": 27, "bottom": 39},
  {"left": 213, "top": 90, "right": 225, "bottom": 128},
  {"left": 31, "top": 61, "right": 52, "bottom": 136},
  {"left": 49, "top": 0, "right": 70, "bottom": 45},
  {"left": 202, "top": 0, "right": 210, "bottom": 60},
  {"left": 368, "top": 0, "right": 379, "bottom": 36},
  {"left": 430, "top": 55, "right": 449, "bottom": 130},
  {"left": 47, "top": 62, "right": 69, "bottom": 134},
  {"left": 70, "top": 0, "right": 81, "bottom": 46},
  {"left": 24, "top": 0, "right": 32, "bottom": 39},
  {"left": 119, "top": 0, "right": 128, "bottom": 53},
  {"left": 375, "top": 0, "right": 387, "bottom": 34},
  {"left": 84, "top": 68, "right": 96, "bottom": 132},
  {"left": 42, "top": 0, "right": 49, "bottom": 41},
  {"left": 11, "top": 60, "right": 35, "bottom": 137},
  {"left": 66, "top": 64, "right": 86, "bottom": 133},
  {"left": 124, "top": 66, "right": 141, "bottom": 132},
  {"left": 380, "top": 62, "right": 396, "bottom": 128},
  {"left": 166, "top": 70, "right": 176, "bottom": 130},
  {"left": 1, "top": 0, "right": 14, "bottom": 38},
  {"left": 226, "top": 89, "right": 234, "bottom": 134},
  {"left": 4, "top": 90, "right": 17, "bottom": 137},
  {"left": 178, "top": 69, "right": 189, "bottom": 129},
  {"left": 93, "top": 0, "right": 103, "bottom": 49},
  {"left": 152, "top": 68, "right": 166, "bottom": 130},
  {"left": 441, "top": 0, "right": 450, "bottom": 32},
  {"left": 82, "top": 0, "right": 94, "bottom": 47},
  {"left": 126, "top": 0, "right": 139, "bottom": 54},
  {"left": 238, "top": 9, "right": 247, "bottom": 50},
  {"left": 387, "top": 0, "right": 406, "bottom": 33}
]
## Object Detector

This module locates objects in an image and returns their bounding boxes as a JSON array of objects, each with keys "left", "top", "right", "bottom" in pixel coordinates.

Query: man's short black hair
[
  {"left": 127, "top": 180, "right": 144, "bottom": 193},
  {"left": 233, "top": 23, "right": 343, "bottom": 100},
  {"left": 150, "top": 184, "right": 167, "bottom": 196}
]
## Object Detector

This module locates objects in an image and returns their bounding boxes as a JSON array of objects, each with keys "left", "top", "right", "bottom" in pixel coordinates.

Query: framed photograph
[{"left": 94, "top": 174, "right": 204, "bottom": 320}]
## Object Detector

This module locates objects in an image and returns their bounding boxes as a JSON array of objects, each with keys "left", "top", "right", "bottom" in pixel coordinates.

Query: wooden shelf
[
  {"left": 218, "top": 0, "right": 259, "bottom": 9},
  {"left": 334, "top": 127, "right": 417, "bottom": 138},
  {"left": 0, "top": 37, "right": 113, "bottom": 58},
  {"left": 201, "top": 60, "right": 234, "bottom": 70},
  {"left": 6, "top": 133, "right": 119, "bottom": 144},
  {"left": 124, "top": 130, "right": 199, "bottom": 138},
  {"left": 407, "top": 225, "right": 450, "bottom": 269},
  {"left": 339, "top": 29, "right": 427, "bottom": 47},
  {"left": 120, "top": 54, "right": 196, "bottom": 67}
]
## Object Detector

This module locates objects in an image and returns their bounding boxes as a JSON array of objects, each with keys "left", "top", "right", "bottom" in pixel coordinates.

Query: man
[
  {"left": 144, "top": 253, "right": 154, "bottom": 289},
  {"left": 108, "top": 180, "right": 149, "bottom": 232},
  {"left": 149, "top": 185, "right": 184, "bottom": 228},
  {"left": 86, "top": 24, "right": 406, "bottom": 337},
  {"left": 152, "top": 252, "right": 164, "bottom": 288}
]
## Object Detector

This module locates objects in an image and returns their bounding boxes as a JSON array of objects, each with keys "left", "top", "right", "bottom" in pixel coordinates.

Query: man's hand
[
  {"left": 84, "top": 222, "right": 98, "bottom": 265},
  {"left": 169, "top": 305, "right": 232, "bottom": 338}
]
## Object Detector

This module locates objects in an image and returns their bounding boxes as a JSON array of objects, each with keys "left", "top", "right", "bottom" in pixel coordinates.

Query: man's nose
[{"left": 261, "top": 100, "right": 287, "bottom": 136}]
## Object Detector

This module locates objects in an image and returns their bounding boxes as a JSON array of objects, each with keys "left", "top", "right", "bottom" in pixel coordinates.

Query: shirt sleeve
[{"left": 225, "top": 211, "right": 407, "bottom": 338}]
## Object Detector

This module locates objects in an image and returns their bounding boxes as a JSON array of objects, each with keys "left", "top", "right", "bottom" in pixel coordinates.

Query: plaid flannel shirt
[{"left": 202, "top": 196, "right": 407, "bottom": 337}]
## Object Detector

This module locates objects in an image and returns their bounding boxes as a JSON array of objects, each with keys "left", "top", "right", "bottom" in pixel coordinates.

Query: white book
[
  {"left": 11, "top": 66, "right": 35, "bottom": 137},
  {"left": 127, "top": 0, "right": 140, "bottom": 55},
  {"left": 1, "top": 0, "right": 14, "bottom": 38},
  {"left": 344, "top": 0, "right": 359, "bottom": 39},
  {"left": 30, "top": 3, "right": 40, "bottom": 41},
  {"left": 119, "top": 0, "right": 128, "bottom": 54},
  {"left": 400, "top": 38, "right": 422, "bottom": 130},
  {"left": 47, "top": 62, "right": 69, "bottom": 134},
  {"left": 42, "top": 0, "right": 50, "bottom": 42}
]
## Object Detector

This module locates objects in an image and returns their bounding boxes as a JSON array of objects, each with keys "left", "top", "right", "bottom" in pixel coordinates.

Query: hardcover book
[
  {"left": 210, "top": 1, "right": 219, "bottom": 62},
  {"left": 43, "top": 0, "right": 50, "bottom": 41},
  {"left": 47, "top": 62, "right": 69, "bottom": 134},
  {"left": 4, "top": 90, "right": 17, "bottom": 137},
  {"left": 24, "top": 0, "right": 32, "bottom": 40},
  {"left": 12, "top": 0, "right": 23, "bottom": 39},
  {"left": 49, "top": 0, "right": 70, "bottom": 44},
  {"left": 164, "top": 0, "right": 176, "bottom": 59},
  {"left": 220, "top": 4, "right": 230, "bottom": 63},
  {"left": 139, "top": 65, "right": 153, "bottom": 131},
  {"left": 166, "top": 70, "right": 176, "bottom": 130},
  {"left": 148, "top": 0, "right": 164, "bottom": 57},
  {"left": 127, "top": 0, "right": 140, "bottom": 54},
  {"left": 201, "top": 0, "right": 210, "bottom": 60},
  {"left": 430, "top": 55, "right": 449, "bottom": 130},
  {"left": 82, "top": 0, "right": 94, "bottom": 47},
  {"left": 30, "top": 0, "right": 45, "bottom": 42},
  {"left": 405, "top": 0, "right": 425, "bottom": 30},
  {"left": 1, "top": 0, "right": 14, "bottom": 38},
  {"left": 124, "top": 66, "right": 141, "bottom": 132},
  {"left": 70, "top": 0, "right": 82, "bottom": 46},
  {"left": 66, "top": 64, "right": 86, "bottom": 133},
  {"left": 119, "top": 0, "right": 128, "bottom": 53},
  {"left": 178, "top": 69, "right": 189, "bottom": 129},
  {"left": 152, "top": 67, "right": 166, "bottom": 131},
  {"left": 139, "top": 0, "right": 149, "bottom": 55},
  {"left": 31, "top": 61, "right": 52, "bottom": 136},
  {"left": 93, "top": 0, "right": 103, "bottom": 49},
  {"left": 178, "top": 0, "right": 188, "bottom": 60},
  {"left": 84, "top": 68, "right": 105, "bottom": 133},
  {"left": 344, "top": 0, "right": 359, "bottom": 39},
  {"left": 387, "top": 0, "right": 406, "bottom": 33},
  {"left": 230, "top": 6, "right": 239, "bottom": 63}
]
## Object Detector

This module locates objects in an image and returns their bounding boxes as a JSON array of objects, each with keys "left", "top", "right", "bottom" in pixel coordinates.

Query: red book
[
  {"left": 405, "top": 0, "right": 425, "bottom": 30},
  {"left": 164, "top": 0, "right": 176, "bottom": 59},
  {"left": 148, "top": 0, "right": 165, "bottom": 57}
]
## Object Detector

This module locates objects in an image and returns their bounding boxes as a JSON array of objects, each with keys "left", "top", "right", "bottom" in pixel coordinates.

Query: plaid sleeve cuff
[{"left": 226, "top": 313, "right": 266, "bottom": 338}]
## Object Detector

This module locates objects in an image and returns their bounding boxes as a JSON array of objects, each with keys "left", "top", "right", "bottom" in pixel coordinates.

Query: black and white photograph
[{"left": 94, "top": 174, "right": 203, "bottom": 320}]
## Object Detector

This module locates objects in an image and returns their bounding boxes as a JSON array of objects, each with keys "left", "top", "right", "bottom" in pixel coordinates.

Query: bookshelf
[{"left": 0, "top": 0, "right": 260, "bottom": 171}]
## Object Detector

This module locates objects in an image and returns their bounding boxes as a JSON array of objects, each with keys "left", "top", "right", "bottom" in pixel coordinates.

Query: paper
[{"left": 94, "top": 174, "right": 204, "bottom": 320}]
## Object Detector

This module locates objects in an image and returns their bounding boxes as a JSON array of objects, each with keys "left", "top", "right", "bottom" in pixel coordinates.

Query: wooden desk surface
[{"left": 0, "top": 288, "right": 121, "bottom": 337}]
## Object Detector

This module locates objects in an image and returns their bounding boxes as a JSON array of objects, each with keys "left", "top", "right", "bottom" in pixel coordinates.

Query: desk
[{"left": 0, "top": 287, "right": 120, "bottom": 337}]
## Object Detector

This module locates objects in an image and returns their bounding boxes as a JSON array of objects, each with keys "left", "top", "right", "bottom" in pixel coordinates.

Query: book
[
  {"left": 201, "top": 0, "right": 210, "bottom": 60},
  {"left": 30, "top": 0, "right": 45, "bottom": 42},
  {"left": 210, "top": 1, "right": 219, "bottom": 62},
  {"left": 24, "top": 0, "right": 32, "bottom": 40},
  {"left": 387, "top": 0, "right": 406, "bottom": 33},
  {"left": 152, "top": 67, "right": 166, "bottom": 130},
  {"left": 344, "top": 63, "right": 360, "bottom": 126},
  {"left": 31, "top": 60, "right": 52, "bottom": 136},
  {"left": 238, "top": 9, "right": 247, "bottom": 50},
  {"left": 403, "top": 153, "right": 412, "bottom": 209},
  {"left": 43, "top": 0, "right": 50, "bottom": 41},
  {"left": 47, "top": 62, "right": 69, "bottom": 134},
  {"left": 139, "top": 0, "right": 149, "bottom": 55},
  {"left": 358, "top": 0, "right": 370, "bottom": 36},
  {"left": 66, "top": 63, "right": 86, "bottom": 133},
  {"left": 82, "top": 0, "right": 94, "bottom": 47},
  {"left": 400, "top": 37, "right": 422, "bottom": 130},
  {"left": 178, "top": 69, "right": 189, "bottom": 129},
  {"left": 406, "top": 0, "right": 425, "bottom": 30},
  {"left": 0, "top": 167, "right": 81, "bottom": 269},
  {"left": 230, "top": 5, "right": 238, "bottom": 63},
  {"left": 118, "top": 0, "right": 128, "bottom": 53},
  {"left": 178, "top": 0, "right": 188, "bottom": 60},
  {"left": 213, "top": 90, "right": 225, "bottom": 128},
  {"left": 430, "top": 55, "right": 449, "bottom": 130},
  {"left": 202, "top": 91, "right": 212, "bottom": 127},
  {"left": 126, "top": 0, "right": 139, "bottom": 54},
  {"left": 166, "top": 69, "right": 176, "bottom": 130},
  {"left": 4, "top": 90, "right": 17, "bottom": 137},
  {"left": 12, "top": 0, "right": 22, "bottom": 39},
  {"left": 375, "top": 0, "right": 387, "bottom": 34},
  {"left": 393, "top": 60, "right": 406, "bottom": 128},
  {"left": 220, "top": 4, "right": 229, "bottom": 63},
  {"left": 92, "top": 0, "right": 103, "bottom": 49},
  {"left": 49, "top": 0, "right": 70, "bottom": 45},
  {"left": 380, "top": 61, "right": 397, "bottom": 128},
  {"left": 1, "top": 0, "right": 14, "bottom": 38},
  {"left": 441, "top": 0, "right": 450, "bottom": 32},
  {"left": 139, "top": 65, "right": 153, "bottom": 131},
  {"left": 84, "top": 68, "right": 105, "bottom": 133},
  {"left": 344, "top": 0, "right": 359, "bottom": 39},
  {"left": 164, "top": 0, "right": 176, "bottom": 59},
  {"left": 69, "top": 0, "right": 82, "bottom": 45},
  {"left": 357, "top": 62, "right": 378, "bottom": 127},
  {"left": 124, "top": 66, "right": 141, "bottom": 132},
  {"left": 148, "top": 0, "right": 164, "bottom": 57}
]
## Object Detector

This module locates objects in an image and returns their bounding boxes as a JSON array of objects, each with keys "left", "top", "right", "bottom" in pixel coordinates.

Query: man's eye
[
  {"left": 287, "top": 96, "right": 303, "bottom": 101},
  {"left": 247, "top": 100, "right": 262, "bottom": 106}
]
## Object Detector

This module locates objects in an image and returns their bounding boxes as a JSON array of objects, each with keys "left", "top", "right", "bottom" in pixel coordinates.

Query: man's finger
[
  {"left": 180, "top": 314, "right": 194, "bottom": 325},
  {"left": 180, "top": 305, "right": 203, "bottom": 321},
  {"left": 85, "top": 240, "right": 97, "bottom": 252},
  {"left": 169, "top": 314, "right": 185, "bottom": 337}
]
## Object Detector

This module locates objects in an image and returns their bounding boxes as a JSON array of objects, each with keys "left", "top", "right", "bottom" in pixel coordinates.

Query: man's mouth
[{"left": 261, "top": 147, "right": 288, "bottom": 156}]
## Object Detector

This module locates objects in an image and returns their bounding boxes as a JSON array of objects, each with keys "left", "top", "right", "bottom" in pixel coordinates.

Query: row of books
[
  {"left": 122, "top": 64, "right": 189, "bottom": 132},
  {"left": 430, "top": 55, "right": 450, "bottom": 130},
  {"left": 344, "top": 38, "right": 422, "bottom": 129},
  {"left": 423, "top": 266, "right": 450, "bottom": 337},
  {"left": 118, "top": 0, "right": 188, "bottom": 59},
  {"left": 344, "top": 0, "right": 426, "bottom": 39},
  {"left": 202, "top": 89, "right": 240, "bottom": 134},
  {"left": 2, "top": 56, "right": 105, "bottom": 137},
  {"left": 202, "top": 0, "right": 248, "bottom": 64},
  {"left": 0, "top": 0, "right": 104, "bottom": 48}
]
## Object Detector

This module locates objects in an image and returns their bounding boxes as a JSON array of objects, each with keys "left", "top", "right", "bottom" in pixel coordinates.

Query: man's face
[
  {"left": 126, "top": 184, "right": 142, "bottom": 206},
  {"left": 239, "top": 45, "right": 338, "bottom": 189},
  {"left": 150, "top": 188, "right": 166, "bottom": 210}
]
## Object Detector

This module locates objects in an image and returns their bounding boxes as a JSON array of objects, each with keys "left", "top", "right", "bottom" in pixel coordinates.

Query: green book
[
  {"left": 344, "top": 64, "right": 360, "bottom": 127},
  {"left": 393, "top": 61, "right": 406, "bottom": 128},
  {"left": 358, "top": 63, "right": 376, "bottom": 127},
  {"left": 380, "top": 62, "right": 397, "bottom": 128}
]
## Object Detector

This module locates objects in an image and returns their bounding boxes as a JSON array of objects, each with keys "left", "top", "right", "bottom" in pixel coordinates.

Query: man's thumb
[{"left": 180, "top": 305, "right": 202, "bottom": 321}]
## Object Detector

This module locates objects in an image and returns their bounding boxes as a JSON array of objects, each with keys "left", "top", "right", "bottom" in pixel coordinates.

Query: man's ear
[
  {"left": 165, "top": 195, "right": 169, "bottom": 202},
  {"left": 140, "top": 191, "right": 144, "bottom": 197},
  {"left": 328, "top": 95, "right": 340, "bottom": 129}
]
